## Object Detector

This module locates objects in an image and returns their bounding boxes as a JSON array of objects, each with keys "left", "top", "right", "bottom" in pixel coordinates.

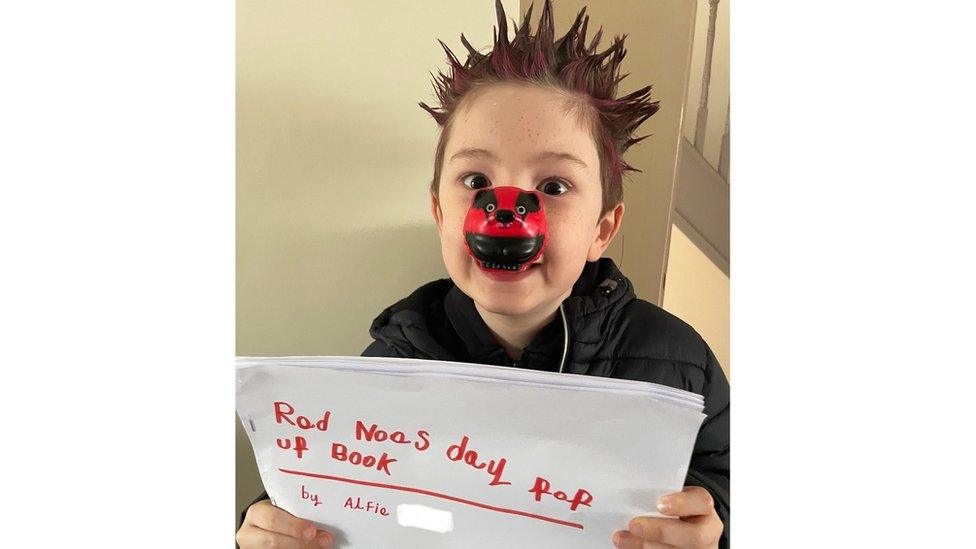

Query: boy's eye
[
  {"left": 539, "top": 179, "right": 569, "bottom": 196},
  {"left": 461, "top": 173, "right": 569, "bottom": 196},
  {"left": 461, "top": 173, "right": 490, "bottom": 190}
]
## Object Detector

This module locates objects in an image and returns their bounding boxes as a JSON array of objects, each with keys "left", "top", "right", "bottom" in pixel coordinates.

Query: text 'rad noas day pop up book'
[{"left": 236, "top": 356, "right": 705, "bottom": 548}]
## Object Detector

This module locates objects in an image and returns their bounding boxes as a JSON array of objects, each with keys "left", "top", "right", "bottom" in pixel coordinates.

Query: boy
[{"left": 237, "top": 1, "right": 729, "bottom": 548}]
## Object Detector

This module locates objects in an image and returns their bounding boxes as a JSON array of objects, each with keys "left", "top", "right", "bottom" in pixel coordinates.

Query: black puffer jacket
[
  {"left": 240, "top": 257, "right": 730, "bottom": 547},
  {"left": 362, "top": 257, "right": 730, "bottom": 547}
]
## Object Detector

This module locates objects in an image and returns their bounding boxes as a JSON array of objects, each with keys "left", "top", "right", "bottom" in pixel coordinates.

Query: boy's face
[{"left": 431, "top": 82, "right": 623, "bottom": 318}]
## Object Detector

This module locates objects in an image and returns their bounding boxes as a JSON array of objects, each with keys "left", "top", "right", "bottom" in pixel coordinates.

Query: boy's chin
[
  {"left": 469, "top": 290, "right": 541, "bottom": 318},
  {"left": 463, "top": 265, "right": 548, "bottom": 313}
]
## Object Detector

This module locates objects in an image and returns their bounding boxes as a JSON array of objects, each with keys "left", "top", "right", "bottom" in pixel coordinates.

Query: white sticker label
[{"left": 396, "top": 503, "right": 454, "bottom": 533}]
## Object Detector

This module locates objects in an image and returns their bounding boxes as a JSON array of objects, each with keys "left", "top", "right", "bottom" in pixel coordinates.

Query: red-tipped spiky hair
[{"left": 420, "top": 0, "right": 660, "bottom": 219}]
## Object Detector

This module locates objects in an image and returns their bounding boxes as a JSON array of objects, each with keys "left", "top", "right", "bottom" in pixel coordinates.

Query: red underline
[{"left": 278, "top": 467, "right": 584, "bottom": 530}]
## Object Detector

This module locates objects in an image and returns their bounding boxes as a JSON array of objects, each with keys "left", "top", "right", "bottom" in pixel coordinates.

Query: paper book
[{"left": 237, "top": 356, "right": 706, "bottom": 548}]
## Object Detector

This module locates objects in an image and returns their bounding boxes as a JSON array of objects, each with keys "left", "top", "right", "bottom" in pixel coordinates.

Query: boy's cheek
[{"left": 441, "top": 208, "right": 468, "bottom": 234}]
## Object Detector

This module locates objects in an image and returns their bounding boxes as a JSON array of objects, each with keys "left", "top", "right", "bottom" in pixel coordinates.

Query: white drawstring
[{"left": 558, "top": 302, "right": 568, "bottom": 373}]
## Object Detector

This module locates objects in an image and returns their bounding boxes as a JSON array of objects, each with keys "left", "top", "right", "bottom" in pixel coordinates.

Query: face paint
[{"left": 463, "top": 186, "right": 548, "bottom": 274}]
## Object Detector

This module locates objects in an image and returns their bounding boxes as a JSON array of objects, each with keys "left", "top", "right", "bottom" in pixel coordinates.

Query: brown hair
[{"left": 420, "top": 0, "right": 660, "bottom": 219}]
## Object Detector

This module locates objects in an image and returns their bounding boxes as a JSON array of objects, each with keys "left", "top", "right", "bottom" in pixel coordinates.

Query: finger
[
  {"left": 313, "top": 530, "right": 334, "bottom": 548},
  {"left": 657, "top": 486, "right": 715, "bottom": 517},
  {"left": 683, "top": 513, "right": 725, "bottom": 547},
  {"left": 245, "top": 501, "right": 318, "bottom": 541},
  {"left": 628, "top": 516, "right": 717, "bottom": 548},
  {"left": 236, "top": 524, "right": 316, "bottom": 549},
  {"left": 611, "top": 529, "right": 674, "bottom": 549}
]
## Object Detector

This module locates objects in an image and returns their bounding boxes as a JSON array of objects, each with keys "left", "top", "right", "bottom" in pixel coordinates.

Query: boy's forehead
[
  {"left": 458, "top": 84, "right": 581, "bottom": 130},
  {"left": 449, "top": 86, "right": 597, "bottom": 164}
]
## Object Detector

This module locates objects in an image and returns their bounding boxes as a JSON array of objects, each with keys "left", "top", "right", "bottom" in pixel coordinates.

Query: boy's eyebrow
[{"left": 449, "top": 148, "right": 588, "bottom": 169}]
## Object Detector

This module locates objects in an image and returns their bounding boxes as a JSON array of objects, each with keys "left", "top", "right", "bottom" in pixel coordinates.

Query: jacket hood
[{"left": 367, "top": 257, "right": 636, "bottom": 373}]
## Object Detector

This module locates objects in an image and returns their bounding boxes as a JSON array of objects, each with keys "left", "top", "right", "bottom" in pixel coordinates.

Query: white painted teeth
[{"left": 482, "top": 261, "right": 521, "bottom": 271}]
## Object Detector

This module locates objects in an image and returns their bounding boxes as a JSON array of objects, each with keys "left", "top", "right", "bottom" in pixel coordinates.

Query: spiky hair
[{"left": 420, "top": 0, "right": 660, "bottom": 217}]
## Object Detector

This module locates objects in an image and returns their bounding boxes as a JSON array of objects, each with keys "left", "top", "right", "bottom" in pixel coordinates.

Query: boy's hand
[
  {"left": 611, "top": 486, "right": 722, "bottom": 548},
  {"left": 237, "top": 499, "right": 334, "bottom": 548}
]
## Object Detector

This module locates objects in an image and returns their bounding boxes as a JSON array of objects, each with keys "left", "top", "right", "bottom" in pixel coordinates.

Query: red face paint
[{"left": 463, "top": 186, "right": 548, "bottom": 273}]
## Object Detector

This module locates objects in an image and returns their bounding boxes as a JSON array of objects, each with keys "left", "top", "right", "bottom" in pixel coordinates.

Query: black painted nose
[{"left": 494, "top": 210, "right": 515, "bottom": 224}]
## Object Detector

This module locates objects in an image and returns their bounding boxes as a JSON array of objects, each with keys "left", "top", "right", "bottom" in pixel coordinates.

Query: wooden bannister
[{"left": 694, "top": 0, "right": 720, "bottom": 152}]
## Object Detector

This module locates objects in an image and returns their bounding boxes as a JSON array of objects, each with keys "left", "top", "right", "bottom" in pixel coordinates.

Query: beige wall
[
  {"left": 236, "top": 0, "right": 696, "bottom": 522},
  {"left": 663, "top": 224, "right": 730, "bottom": 376}
]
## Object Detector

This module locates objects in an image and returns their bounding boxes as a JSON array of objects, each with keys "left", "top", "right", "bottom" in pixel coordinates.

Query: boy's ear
[
  {"left": 587, "top": 202, "right": 625, "bottom": 262},
  {"left": 430, "top": 193, "right": 444, "bottom": 234}
]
